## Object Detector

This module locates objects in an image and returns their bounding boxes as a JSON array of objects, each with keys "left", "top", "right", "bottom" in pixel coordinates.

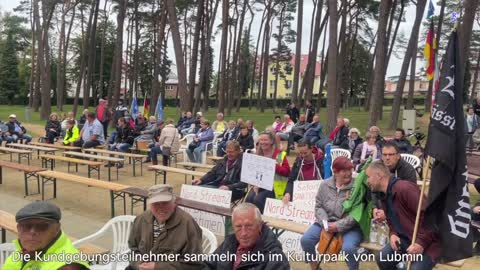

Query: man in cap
[
  {"left": 4, "top": 114, "right": 33, "bottom": 144},
  {"left": 128, "top": 184, "right": 203, "bottom": 270},
  {"left": 2, "top": 201, "right": 90, "bottom": 270}
]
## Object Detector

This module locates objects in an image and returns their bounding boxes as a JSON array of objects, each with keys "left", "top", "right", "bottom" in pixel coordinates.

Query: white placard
[
  {"left": 240, "top": 153, "right": 276, "bottom": 191},
  {"left": 264, "top": 198, "right": 316, "bottom": 256},
  {"left": 180, "top": 185, "right": 231, "bottom": 236},
  {"left": 292, "top": 180, "right": 322, "bottom": 209}
]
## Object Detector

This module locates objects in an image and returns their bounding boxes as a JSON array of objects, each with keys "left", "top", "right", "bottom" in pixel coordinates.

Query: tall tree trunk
[
  {"left": 111, "top": 0, "right": 127, "bottom": 110},
  {"left": 40, "top": 2, "right": 56, "bottom": 120},
  {"left": 56, "top": 0, "right": 69, "bottom": 111},
  {"left": 151, "top": 6, "right": 167, "bottom": 115},
  {"left": 188, "top": 0, "right": 205, "bottom": 113},
  {"left": 217, "top": 0, "right": 229, "bottom": 113},
  {"left": 471, "top": 47, "right": 480, "bottom": 101},
  {"left": 33, "top": 0, "right": 44, "bottom": 113},
  {"left": 236, "top": 1, "right": 254, "bottom": 112},
  {"left": 84, "top": 0, "right": 100, "bottom": 108},
  {"left": 249, "top": 8, "right": 267, "bottom": 110},
  {"left": 425, "top": 0, "right": 446, "bottom": 112},
  {"left": 459, "top": 0, "right": 480, "bottom": 89},
  {"left": 406, "top": 43, "right": 418, "bottom": 109},
  {"left": 300, "top": 0, "right": 325, "bottom": 103},
  {"left": 364, "top": 31, "right": 377, "bottom": 111},
  {"left": 272, "top": 6, "right": 285, "bottom": 113},
  {"left": 367, "top": 0, "right": 392, "bottom": 127},
  {"left": 316, "top": 19, "right": 328, "bottom": 110},
  {"left": 98, "top": 0, "right": 109, "bottom": 102},
  {"left": 166, "top": 0, "right": 189, "bottom": 111},
  {"left": 132, "top": 1, "right": 141, "bottom": 98},
  {"left": 326, "top": 0, "right": 338, "bottom": 132},
  {"left": 291, "top": 0, "right": 303, "bottom": 105},
  {"left": 73, "top": 7, "right": 88, "bottom": 116},
  {"left": 260, "top": 3, "right": 273, "bottom": 113},
  {"left": 29, "top": 0, "right": 36, "bottom": 108},
  {"left": 336, "top": 0, "right": 348, "bottom": 109},
  {"left": 389, "top": 0, "right": 426, "bottom": 129}
]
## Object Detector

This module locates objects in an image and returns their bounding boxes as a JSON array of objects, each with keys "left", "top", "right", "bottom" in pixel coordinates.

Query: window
[
  {"left": 270, "top": 80, "right": 276, "bottom": 89},
  {"left": 270, "top": 67, "right": 276, "bottom": 73},
  {"left": 285, "top": 80, "right": 292, "bottom": 89},
  {"left": 166, "top": 85, "right": 173, "bottom": 91}
]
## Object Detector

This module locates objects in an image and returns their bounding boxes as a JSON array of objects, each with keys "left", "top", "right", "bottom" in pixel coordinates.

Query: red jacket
[
  {"left": 272, "top": 148, "right": 290, "bottom": 177},
  {"left": 382, "top": 178, "right": 441, "bottom": 261}
]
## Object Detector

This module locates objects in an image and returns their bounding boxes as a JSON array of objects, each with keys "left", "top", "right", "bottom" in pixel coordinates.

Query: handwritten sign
[
  {"left": 264, "top": 198, "right": 315, "bottom": 256},
  {"left": 240, "top": 153, "right": 276, "bottom": 190},
  {"left": 292, "top": 180, "right": 322, "bottom": 209},
  {"left": 180, "top": 185, "right": 231, "bottom": 236}
]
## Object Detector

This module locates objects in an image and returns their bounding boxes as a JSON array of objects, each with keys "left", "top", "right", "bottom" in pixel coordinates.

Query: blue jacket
[
  {"left": 465, "top": 113, "right": 480, "bottom": 133},
  {"left": 304, "top": 122, "right": 323, "bottom": 139},
  {"left": 196, "top": 127, "right": 214, "bottom": 149}
]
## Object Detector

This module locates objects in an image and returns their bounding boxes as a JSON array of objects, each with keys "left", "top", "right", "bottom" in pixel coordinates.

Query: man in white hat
[
  {"left": 128, "top": 184, "right": 203, "bottom": 270},
  {"left": 4, "top": 114, "right": 32, "bottom": 144}
]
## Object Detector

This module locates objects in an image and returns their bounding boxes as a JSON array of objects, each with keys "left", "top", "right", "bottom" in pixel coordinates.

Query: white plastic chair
[
  {"left": 73, "top": 215, "right": 136, "bottom": 270},
  {"left": 201, "top": 226, "right": 217, "bottom": 254},
  {"left": 0, "top": 243, "right": 15, "bottom": 269},
  {"left": 211, "top": 132, "right": 224, "bottom": 157},
  {"left": 400, "top": 154, "right": 421, "bottom": 169},
  {"left": 180, "top": 134, "right": 196, "bottom": 162},
  {"left": 330, "top": 148, "right": 351, "bottom": 163}
]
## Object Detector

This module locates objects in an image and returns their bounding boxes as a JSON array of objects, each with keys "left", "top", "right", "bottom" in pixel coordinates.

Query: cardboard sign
[
  {"left": 264, "top": 198, "right": 316, "bottom": 256},
  {"left": 180, "top": 185, "right": 231, "bottom": 236},
  {"left": 292, "top": 180, "right": 323, "bottom": 208},
  {"left": 240, "top": 153, "right": 276, "bottom": 191}
]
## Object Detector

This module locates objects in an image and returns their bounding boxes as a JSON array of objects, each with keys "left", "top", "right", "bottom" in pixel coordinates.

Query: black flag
[{"left": 424, "top": 30, "right": 472, "bottom": 262}]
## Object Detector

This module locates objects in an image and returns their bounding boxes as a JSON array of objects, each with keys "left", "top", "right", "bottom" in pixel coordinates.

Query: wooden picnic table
[
  {"left": 208, "top": 156, "right": 224, "bottom": 164},
  {"left": 176, "top": 162, "right": 215, "bottom": 171},
  {"left": 0, "top": 146, "right": 32, "bottom": 164},
  {"left": 30, "top": 142, "right": 81, "bottom": 151},
  {"left": 63, "top": 151, "right": 123, "bottom": 181},
  {"left": 7, "top": 143, "right": 58, "bottom": 158},
  {"left": 147, "top": 165, "right": 206, "bottom": 185},
  {"left": 36, "top": 170, "right": 130, "bottom": 217},
  {"left": 83, "top": 148, "right": 146, "bottom": 176},
  {"left": 0, "top": 160, "right": 46, "bottom": 196},
  {"left": 39, "top": 154, "right": 103, "bottom": 179},
  {"left": 0, "top": 210, "right": 108, "bottom": 255}
]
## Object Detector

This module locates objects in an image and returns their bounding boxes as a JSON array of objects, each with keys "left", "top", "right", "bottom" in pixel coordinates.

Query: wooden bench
[
  {"left": 147, "top": 165, "right": 206, "bottom": 185},
  {"left": 0, "top": 160, "right": 46, "bottom": 196},
  {"left": 208, "top": 156, "right": 224, "bottom": 164},
  {"left": 176, "top": 162, "right": 215, "bottom": 171},
  {"left": 30, "top": 142, "right": 82, "bottom": 151},
  {"left": 83, "top": 148, "right": 146, "bottom": 176},
  {"left": 0, "top": 146, "right": 32, "bottom": 164},
  {"left": 7, "top": 143, "right": 58, "bottom": 158},
  {"left": 37, "top": 170, "right": 130, "bottom": 217},
  {"left": 63, "top": 151, "right": 124, "bottom": 181},
  {"left": 0, "top": 210, "right": 108, "bottom": 255},
  {"left": 39, "top": 154, "right": 103, "bottom": 179}
]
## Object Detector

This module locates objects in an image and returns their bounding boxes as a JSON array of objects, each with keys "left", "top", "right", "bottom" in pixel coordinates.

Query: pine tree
[{"left": 0, "top": 32, "right": 20, "bottom": 105}]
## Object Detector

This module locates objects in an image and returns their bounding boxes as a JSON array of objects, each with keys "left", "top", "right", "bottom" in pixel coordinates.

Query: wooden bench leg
[
  {"left": 24, "top": 173, "right": 29, "bottom": 196},
  {"left": 41, "top": 176, "right": 56, "bottom": 201},
  {"left": 1, "top": 228, "right": 5, "bottom": 243},
  {"left": 132, "top": 158, "right": 136, "bottom": 176},
  {"left": 110, "top": 191, "right": 127, "bottom": 217},
  {"left": 107, "top": 162, "right": 112, "bottom": 182},
  {"left": 0, "top": 166, "right": 2, "bottom": 184}
]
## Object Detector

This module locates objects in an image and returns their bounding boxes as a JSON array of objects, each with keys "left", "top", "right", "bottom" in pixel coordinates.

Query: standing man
[
  {"left": 287, "top": 103, "right": 300, "bottom": 123},
  {"left": 472, "top": 96, "right": 480, "bottom": 118},
  {"left": 96, "top": 98, "right": 111, "bottom": 139},
  {"left": 366, "top": 161, "right": 440, "bottom": 270},
  {"left": 128, "top": 184, "right": 203, "bottom": 270},
  {"left": 2, "top": 201, "right": 90, "bottom": 269}
]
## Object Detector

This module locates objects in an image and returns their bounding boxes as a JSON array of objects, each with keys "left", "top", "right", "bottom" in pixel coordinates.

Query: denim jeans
[
  {"left": 300, "top": 223, "right": 363, "bottom": 270},
  {"left": 376, "top": 243, "right": 435, "bottom": 270},
  {"left": 109, "top": 143, "right": 131, "bottom": 159},
  {"left": 186, "top": 145, "right": 204, "bottom": 163},
  {"left": 6, "top": 134, "right": 32, "bottom": 144},
  {"left": 216, "top": 141, "right": 227, "bottom": 156},
  {"left": 108, "top": 131, "right": 118, "bottom": 144},
  {"left": 149, "top": 145, "right": 163, "bottom": 162}
]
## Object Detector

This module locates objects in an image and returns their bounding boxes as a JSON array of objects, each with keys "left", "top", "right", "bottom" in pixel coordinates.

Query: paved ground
[{"left": 1, "top": 125, "right": 479, "bottom": 269}]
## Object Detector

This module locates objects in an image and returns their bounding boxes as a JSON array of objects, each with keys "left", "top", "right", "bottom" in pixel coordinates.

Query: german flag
[
  {"left": 424, "top": 19, "right": 436, "bottom": 81},
  {"left": 143, "top": 94, "right": 149, "bottom": 118}
]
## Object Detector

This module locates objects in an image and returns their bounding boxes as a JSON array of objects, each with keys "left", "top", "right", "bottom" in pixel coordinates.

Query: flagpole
[{"left": 406, "top": 155, "right": 432, "bottom": 270}]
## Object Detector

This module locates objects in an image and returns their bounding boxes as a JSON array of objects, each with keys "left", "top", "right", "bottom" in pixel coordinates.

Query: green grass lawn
[{"left": 0, "top": 104, "right": 426, "bottom": 137}]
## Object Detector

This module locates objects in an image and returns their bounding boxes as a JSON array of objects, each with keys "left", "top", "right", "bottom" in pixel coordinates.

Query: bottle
[
  {"left": 396, "top": 262, "right": 406, "bottom": 270},
  {"left": 378, "top": 221, "right": 388, "bottom": 245},
  {"left": 369, "top": 219, "right": 377, "bottom": 243}
]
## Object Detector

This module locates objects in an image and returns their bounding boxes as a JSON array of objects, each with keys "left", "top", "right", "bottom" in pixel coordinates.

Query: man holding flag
[{"left": 423, "top": 29, "right": 473, "bottom": 263}]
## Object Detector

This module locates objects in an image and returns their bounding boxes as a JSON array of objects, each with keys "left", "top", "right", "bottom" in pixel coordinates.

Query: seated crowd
[{"left": 3, "top": 99, "right": 480, "bottom": 270}]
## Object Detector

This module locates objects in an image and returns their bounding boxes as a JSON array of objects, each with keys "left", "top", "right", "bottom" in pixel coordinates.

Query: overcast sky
[{"left": 0, "top": 0, "right": 453, "bottom": 77}]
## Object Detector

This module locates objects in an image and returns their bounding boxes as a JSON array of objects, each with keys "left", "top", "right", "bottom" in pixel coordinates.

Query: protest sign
[{"left": 240, "top": 153, "right": 276, "bottom": 190}]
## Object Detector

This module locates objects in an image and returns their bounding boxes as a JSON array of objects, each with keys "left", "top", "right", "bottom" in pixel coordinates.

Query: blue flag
[
  {"left": 323, "top": 144, "right": 332, "bottom": 179},
  {"left": 156, "top": 93, "right": 163, "bottom": 121},
  {"left": 131, "top": 92, "right": 138, "bottom": 120},
  {"left": 427, "top": 0, "right": 435, "bottom": 19}
]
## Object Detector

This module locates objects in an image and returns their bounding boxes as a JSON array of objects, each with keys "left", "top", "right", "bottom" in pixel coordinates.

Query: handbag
[
  {"left": 162, "top": 130, "right": 177, "bottom": 156},
  {"left": 317, "top": 230, "right": 343, "bottom": 256},
  {"left": 188, "top": 140, "right": 200, "bottom": 152}
]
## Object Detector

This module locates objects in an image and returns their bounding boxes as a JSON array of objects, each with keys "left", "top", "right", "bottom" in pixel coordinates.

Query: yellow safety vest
[
  {"left": 3, "top": 231, "right": 90, "bottom": 270},
  {"left": 273, "top": 151, "right": 289, "bottom": 199}
]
